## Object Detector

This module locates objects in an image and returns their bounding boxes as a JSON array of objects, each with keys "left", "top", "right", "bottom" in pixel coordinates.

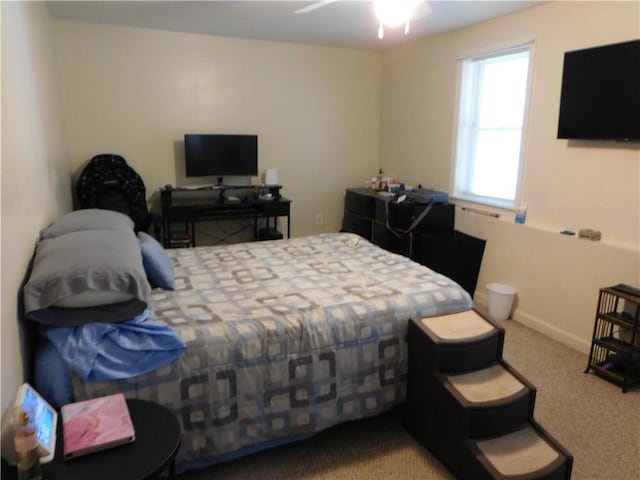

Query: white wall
[
  {"left": 52, "top": 20, "right": 381, "bottom": 239},
  {"left": 380, "top": 1, "right": 640, "bottom": 352},
  {"left": 1, "top": 1, "right": 72, "bottom": 412}
]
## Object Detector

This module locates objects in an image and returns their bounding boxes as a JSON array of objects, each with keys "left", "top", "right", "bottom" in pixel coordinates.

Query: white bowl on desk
[{"left": 258, "top": 193, "right": 273, "bottom": 201}]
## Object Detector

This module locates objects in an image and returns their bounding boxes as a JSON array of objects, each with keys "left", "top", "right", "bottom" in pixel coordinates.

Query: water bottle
[
  {"left": 515, "top": 202, "right": 528, "bottom": 224},
  {"left": 13, "top": 407, "right": 42, "bottom": 480}
]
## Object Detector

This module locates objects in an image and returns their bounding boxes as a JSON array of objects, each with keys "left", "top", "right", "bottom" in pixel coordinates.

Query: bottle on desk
[
  {"left": 377, "top": 168, "right": 385, "bottom": 189},
  {"left": 13, "top": 407, "right": 42, "bottom": 480}
]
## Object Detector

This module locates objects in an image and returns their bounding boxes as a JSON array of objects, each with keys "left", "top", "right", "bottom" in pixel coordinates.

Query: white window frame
[{"left": 451, "top": 41, "right": 535, "bottom": 210}]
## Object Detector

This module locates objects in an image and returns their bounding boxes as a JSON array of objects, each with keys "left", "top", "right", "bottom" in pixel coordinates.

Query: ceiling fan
[
  {"left": 294, "top": 0, "right": 341, "bottom": 15},
  {"left": 294, "top": 0, "right": 432, "bottom": 39}
]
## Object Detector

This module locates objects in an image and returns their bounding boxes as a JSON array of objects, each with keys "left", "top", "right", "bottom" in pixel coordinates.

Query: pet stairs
[{"left": 404, "top": 309, "right": 573, "bottom": 479}]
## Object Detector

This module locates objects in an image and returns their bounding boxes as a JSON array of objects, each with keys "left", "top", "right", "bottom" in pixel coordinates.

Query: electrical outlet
[{"left": 315, "top": 213, "right": 324, "bottom": 225}]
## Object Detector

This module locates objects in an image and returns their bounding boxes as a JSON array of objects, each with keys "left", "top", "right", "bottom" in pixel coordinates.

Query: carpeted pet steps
[
  {"left": 473, "top": 425, "right": 563, "bottom": 477},
  {"left": 404, "top": 309, "right": 573, "bottom": 479}
]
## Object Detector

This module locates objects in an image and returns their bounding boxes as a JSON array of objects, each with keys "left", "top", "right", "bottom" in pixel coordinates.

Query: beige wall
[
  {"left": 52, "top": 20, "right": 381, "bottom": 239},
  {"left": 1, "top": 1, "right": 72, "bottom": 411},
  {"left": 1, "top": 5, "right": 381, "bottom": 414},
  {"left": 380, "top": 1, "right": 640, "bottom": 352}
]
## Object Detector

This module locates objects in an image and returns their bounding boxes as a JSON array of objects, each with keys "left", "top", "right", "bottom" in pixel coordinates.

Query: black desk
[
  {"left": 342, "top": 187, "right": 456, "bottom": 257},
  {"left": 161, "top": 186, "right": 291, "bottom": 247},
  {"left": 2, "top": 400, "right": 181, "bottom": 480},
  {"left": 342, "top": 188, "right": 486, "bottom": 297}
]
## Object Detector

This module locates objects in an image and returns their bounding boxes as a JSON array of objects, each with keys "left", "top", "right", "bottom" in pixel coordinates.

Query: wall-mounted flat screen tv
[
  {"left": 557, "top": 39, "right": 640, "bottom": 141},
  {"left": 184, "top": 134, "right": 258, "bottom": 177}
]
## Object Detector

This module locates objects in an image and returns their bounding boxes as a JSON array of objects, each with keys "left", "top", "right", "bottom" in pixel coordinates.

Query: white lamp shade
[{"left": 265, "top": 168, "right": 279, "bottom": 185}]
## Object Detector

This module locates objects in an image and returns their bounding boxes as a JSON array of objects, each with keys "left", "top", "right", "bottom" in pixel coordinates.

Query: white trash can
[{"left": 486, "top": 283, "right": 517, "bottom": 320}]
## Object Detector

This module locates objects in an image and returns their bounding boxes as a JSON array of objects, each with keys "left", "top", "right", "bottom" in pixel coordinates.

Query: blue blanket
[{"left": 42, "top": 307, "right": 186, "bottom": 383}]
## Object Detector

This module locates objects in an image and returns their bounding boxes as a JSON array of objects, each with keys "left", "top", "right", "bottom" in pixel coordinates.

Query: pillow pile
[{"left": 24, "top": 209, "right": 160, "bottom": 326}]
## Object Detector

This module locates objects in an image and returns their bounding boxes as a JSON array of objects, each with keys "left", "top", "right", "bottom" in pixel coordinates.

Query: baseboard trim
[{"left": 473, "top": 292, "right": 590, "bottom": 355}]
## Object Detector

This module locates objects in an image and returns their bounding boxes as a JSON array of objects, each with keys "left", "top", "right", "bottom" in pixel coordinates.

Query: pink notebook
[{"left": 61, "top": 393, "right": 136, "bottom": 460}]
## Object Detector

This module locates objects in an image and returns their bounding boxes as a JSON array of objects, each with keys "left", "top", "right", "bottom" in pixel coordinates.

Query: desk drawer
[
  {"left": 345, "top": 189, "right": 376, "bottom": 217},
  {"left": 377, "top": 202, "right": 455, "bottom": 233},
  {"left": 261, "top": 200, "right": 290, "bottom": 216},
  {"left": 342, "top": 211, "right": 372, "bottom": 240},
  {"left": 164, "top": 208, "right": 202, "bottom": 222}
]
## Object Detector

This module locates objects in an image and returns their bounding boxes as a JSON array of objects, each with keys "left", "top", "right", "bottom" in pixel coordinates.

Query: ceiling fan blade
[{"left": 294, "top": 0, "right": 340, "bottom": 15}]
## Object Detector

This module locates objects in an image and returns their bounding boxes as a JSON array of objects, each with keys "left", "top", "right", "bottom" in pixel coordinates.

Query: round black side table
[{"left": 2, "top": 399, "right": 181, "bottom": 480}]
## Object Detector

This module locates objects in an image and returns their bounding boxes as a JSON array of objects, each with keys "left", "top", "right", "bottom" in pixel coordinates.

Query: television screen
[
  {"left": 557, "top": 39, "right": 640, "bottom": 141},
  {"left": 184, "top": 134, "right": 258, "bottom": 177}
]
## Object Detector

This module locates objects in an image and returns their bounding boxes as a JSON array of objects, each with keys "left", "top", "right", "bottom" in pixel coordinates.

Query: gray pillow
[
  {"left": 40, "top": 209, "right": 134, "bottom": 240},
  {"left": 28, "top": 300, "right": 148, "bottom": 327},
  {"left": 24, "top": 229, "right": 151, "bottom": 326},
  {"left": 55, "top": 290, "right": 134, "bottom": 308}
]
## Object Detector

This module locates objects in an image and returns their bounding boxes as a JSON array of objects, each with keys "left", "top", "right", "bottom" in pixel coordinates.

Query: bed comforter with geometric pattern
[{"left": 70, "top": 233, "right": 472, "bottom": 470}]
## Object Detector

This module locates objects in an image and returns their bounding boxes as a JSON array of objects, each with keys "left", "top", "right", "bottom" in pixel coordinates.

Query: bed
[{"left": 23, "top": 209, "right": 473, "bottom": 472}]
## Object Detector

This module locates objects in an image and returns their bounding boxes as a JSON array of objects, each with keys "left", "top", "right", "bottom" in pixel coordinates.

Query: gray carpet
[{"left": 179, "top": 320, "right": 639, "bottom": 479}]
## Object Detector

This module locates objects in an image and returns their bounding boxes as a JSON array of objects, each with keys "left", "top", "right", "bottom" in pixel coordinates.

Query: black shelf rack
[{"left": 585, "top": 286, "right": 640, "bottom": 392}]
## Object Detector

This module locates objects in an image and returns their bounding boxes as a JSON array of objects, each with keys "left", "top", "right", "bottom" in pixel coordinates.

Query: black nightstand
[{"left": 2, "top": 399, "right": 181, "bottom": 480}]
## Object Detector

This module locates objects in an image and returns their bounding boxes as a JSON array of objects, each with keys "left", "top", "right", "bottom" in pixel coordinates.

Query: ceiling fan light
[{"left": 374, "top": 0, "right": 418, "bottom": 28}]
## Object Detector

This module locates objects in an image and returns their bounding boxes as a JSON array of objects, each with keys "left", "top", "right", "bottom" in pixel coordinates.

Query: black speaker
[{"left": 412, "top": 230, "right": 486, "bottom": 297}]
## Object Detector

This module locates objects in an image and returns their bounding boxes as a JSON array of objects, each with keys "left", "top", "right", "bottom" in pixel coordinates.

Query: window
[{"left": 452, "top": 43, "right": 533, "bottom": 209}]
